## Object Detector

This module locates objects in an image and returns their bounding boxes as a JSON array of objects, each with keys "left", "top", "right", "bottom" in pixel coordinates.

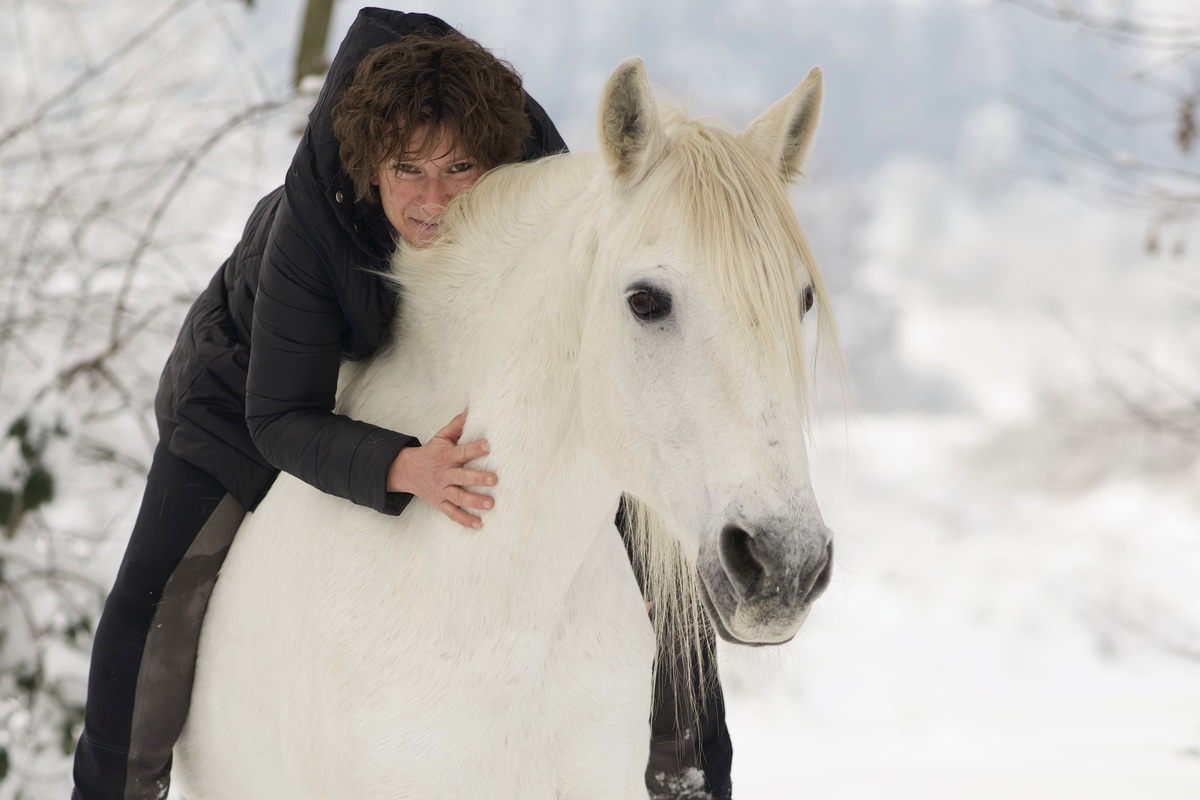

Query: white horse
[{"left": 176, "top": 58, "right": 836, "bottom": 799}]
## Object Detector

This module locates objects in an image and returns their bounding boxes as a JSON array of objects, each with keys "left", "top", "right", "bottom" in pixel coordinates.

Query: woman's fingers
[
  {"left": 439, "top": 500, "right": 482, "bottom": 530},
  {"left": 451, "top": 466, "right": 496, "bottom": 488},
  {"left": 392, "top": 409, "right": 497, "bottom": 527},
  {"left": 435, "top": 408, "right": 469, "bottom": 443},
  {"left": 453, "top": 438, "right": 491, "bottom": 466},
  {"left": 448, "top": 484, "right": 493, "bottom": 511}
]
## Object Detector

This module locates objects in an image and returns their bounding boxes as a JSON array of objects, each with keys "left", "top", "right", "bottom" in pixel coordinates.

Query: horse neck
[{"left": 380, "top": 158, "right": 622, "bottom": 574}]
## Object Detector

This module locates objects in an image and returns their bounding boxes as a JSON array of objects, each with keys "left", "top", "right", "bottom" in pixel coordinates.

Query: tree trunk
[{"left": 294, "top": 0, "right": 335, "bottom": 89}]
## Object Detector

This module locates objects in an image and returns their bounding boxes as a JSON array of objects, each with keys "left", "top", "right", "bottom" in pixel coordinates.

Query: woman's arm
[
  {"left": 244, "top": 193, "right": 415, "bottom": 514},
  {"left": 245, "top": 192, "right": 496, "bottom": 523}
]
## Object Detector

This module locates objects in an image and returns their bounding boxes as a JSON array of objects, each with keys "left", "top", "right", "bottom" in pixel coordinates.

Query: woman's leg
[
  {"left": 72, "top": 443, "right": 245, "bottom": 800},
  {"left": 694, "top": 635, "right": 733, "bottom": 800},
  {"left": 617, "top": 497, "right": 735, "bottom": 799},
  {"left": 644, "top": 618, "right": 733, "bottom": 800}
]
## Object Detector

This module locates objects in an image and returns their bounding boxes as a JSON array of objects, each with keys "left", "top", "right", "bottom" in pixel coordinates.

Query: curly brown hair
[{"left": 333, "top": 32, "right": 532, "bottom": 203}]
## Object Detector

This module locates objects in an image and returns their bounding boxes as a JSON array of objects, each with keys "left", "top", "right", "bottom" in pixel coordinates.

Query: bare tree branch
[
  {"left": 108, "top": 95, "right": 294, "bottom": 346},
  {"left": 1001, "top": 0, "right": 1200, "bottom": 49},
  {"left": 0, "top": 0, "right": 198, "bottom": 151}
]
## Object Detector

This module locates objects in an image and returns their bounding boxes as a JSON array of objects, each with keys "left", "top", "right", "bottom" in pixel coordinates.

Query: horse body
[
  {"left": 176, "top": 59, "right": 835, "bottom": 799},
  {"left": 179, "top": 480, "right": 653, "bottom": 799}
]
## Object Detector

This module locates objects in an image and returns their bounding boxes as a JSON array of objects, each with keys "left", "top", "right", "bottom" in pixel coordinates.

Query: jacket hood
[{"left": 297, "top": 9, "right": 567, "bottom": 252}]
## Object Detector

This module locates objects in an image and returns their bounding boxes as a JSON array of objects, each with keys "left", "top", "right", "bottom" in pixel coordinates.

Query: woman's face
[{"left": 374, "top": 124, "right": 481, "bottom": 248}]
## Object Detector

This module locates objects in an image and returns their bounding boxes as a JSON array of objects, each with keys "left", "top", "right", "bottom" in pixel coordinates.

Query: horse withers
[{"left": 175, "top": 58, "right": 837, "bottom": 799}]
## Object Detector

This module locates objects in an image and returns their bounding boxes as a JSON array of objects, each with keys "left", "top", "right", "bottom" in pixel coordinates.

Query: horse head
[{"left": 578, "top": 59, "right": 835, "bottom": 646}]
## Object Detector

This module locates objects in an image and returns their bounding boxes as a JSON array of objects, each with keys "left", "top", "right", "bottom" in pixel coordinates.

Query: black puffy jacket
[{"left": 154, "top": 8, "right": 567, "bottom": 513}]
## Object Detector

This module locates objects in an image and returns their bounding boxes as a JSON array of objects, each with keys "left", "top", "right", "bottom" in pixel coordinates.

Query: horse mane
[
  {"left": 638, "top": 105, "right": 842, "bottom": 423},
  {"left": 392, "top": 151, "right": 598, "bottom": 298}
]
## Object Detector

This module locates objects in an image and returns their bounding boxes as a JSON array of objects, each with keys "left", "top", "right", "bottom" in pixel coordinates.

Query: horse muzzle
[{"left": 697, "top": 517, "right": 833, "bottom": 645}]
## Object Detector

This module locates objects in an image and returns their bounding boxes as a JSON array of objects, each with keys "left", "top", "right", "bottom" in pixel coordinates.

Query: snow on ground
[{"left": 722, "top": 413, "right": 1200, "bottom": 798}]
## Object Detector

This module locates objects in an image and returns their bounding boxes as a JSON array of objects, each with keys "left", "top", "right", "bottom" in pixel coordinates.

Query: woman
[{"left": 72, "top": 9, "right": 730, "bottom": 799}]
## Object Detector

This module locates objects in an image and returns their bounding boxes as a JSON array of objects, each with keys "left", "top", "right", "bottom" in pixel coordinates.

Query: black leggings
[
  {"left": 73, "top": 443, "right": 244, "bottom": 800},
  {"left": 73, "top": 447, "right": 733, "bottom": 799},
  {"left": 620, "top": 498, "right": 734, "bottom": 800}
]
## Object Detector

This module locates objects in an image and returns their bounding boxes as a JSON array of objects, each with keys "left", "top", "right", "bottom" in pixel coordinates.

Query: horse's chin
[{"left": 697, "top": 571, "right": 807, "bottom": 647}]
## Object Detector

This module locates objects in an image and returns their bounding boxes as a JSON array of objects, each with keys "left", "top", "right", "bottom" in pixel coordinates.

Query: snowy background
[{"left": 2, "top": 0, "right": 1198, "bottom": 797}]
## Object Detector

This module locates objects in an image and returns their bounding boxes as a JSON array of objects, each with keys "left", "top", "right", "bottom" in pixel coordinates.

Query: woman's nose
[{"left": 420, "top": 175, "right": 453, "bottom": 207}]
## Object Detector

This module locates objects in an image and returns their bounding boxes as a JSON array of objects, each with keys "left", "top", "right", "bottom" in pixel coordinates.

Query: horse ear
[
  {"left": 742, "top": 66, "right": 823, "bottom": 181},
  {"left": 599, "top": 58, "right": 667, "bottom": 185}
]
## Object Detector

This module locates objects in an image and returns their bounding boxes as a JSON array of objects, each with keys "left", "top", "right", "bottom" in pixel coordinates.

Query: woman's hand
[{"left": 386, "top": 409, "right": 496, "bottom": 528}]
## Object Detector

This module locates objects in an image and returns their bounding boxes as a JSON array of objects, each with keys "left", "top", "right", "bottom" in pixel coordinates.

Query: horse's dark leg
[
  {"left": 72, "top": 442, "right": 245, "bottom": 800},
  {"left": 617, "top": 496, "right": 735, "bottom": 800}
]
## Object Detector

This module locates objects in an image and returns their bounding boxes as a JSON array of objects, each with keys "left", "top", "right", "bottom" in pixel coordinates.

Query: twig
[
  {"left": 108, "top": 95, "right": 294, "bottom": 346},
  {"left": 0, "top": 0, "right": 199, "bottom": 151}
]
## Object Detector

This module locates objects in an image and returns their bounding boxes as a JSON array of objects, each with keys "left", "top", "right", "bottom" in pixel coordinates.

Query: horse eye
[
  {"left": 627, "top": 288, "right": 672, "bottom": 321},
  {"left": 801, "top": 285, "right": 814, "bottom": 315}
]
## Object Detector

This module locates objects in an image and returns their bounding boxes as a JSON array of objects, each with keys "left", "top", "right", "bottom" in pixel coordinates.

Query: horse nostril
[
  {"left": 808, "top": 541, "right": 834, "bottom": 600},
  {"left": 719, "top": 525, "right": 765, "bottom": 600}
]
